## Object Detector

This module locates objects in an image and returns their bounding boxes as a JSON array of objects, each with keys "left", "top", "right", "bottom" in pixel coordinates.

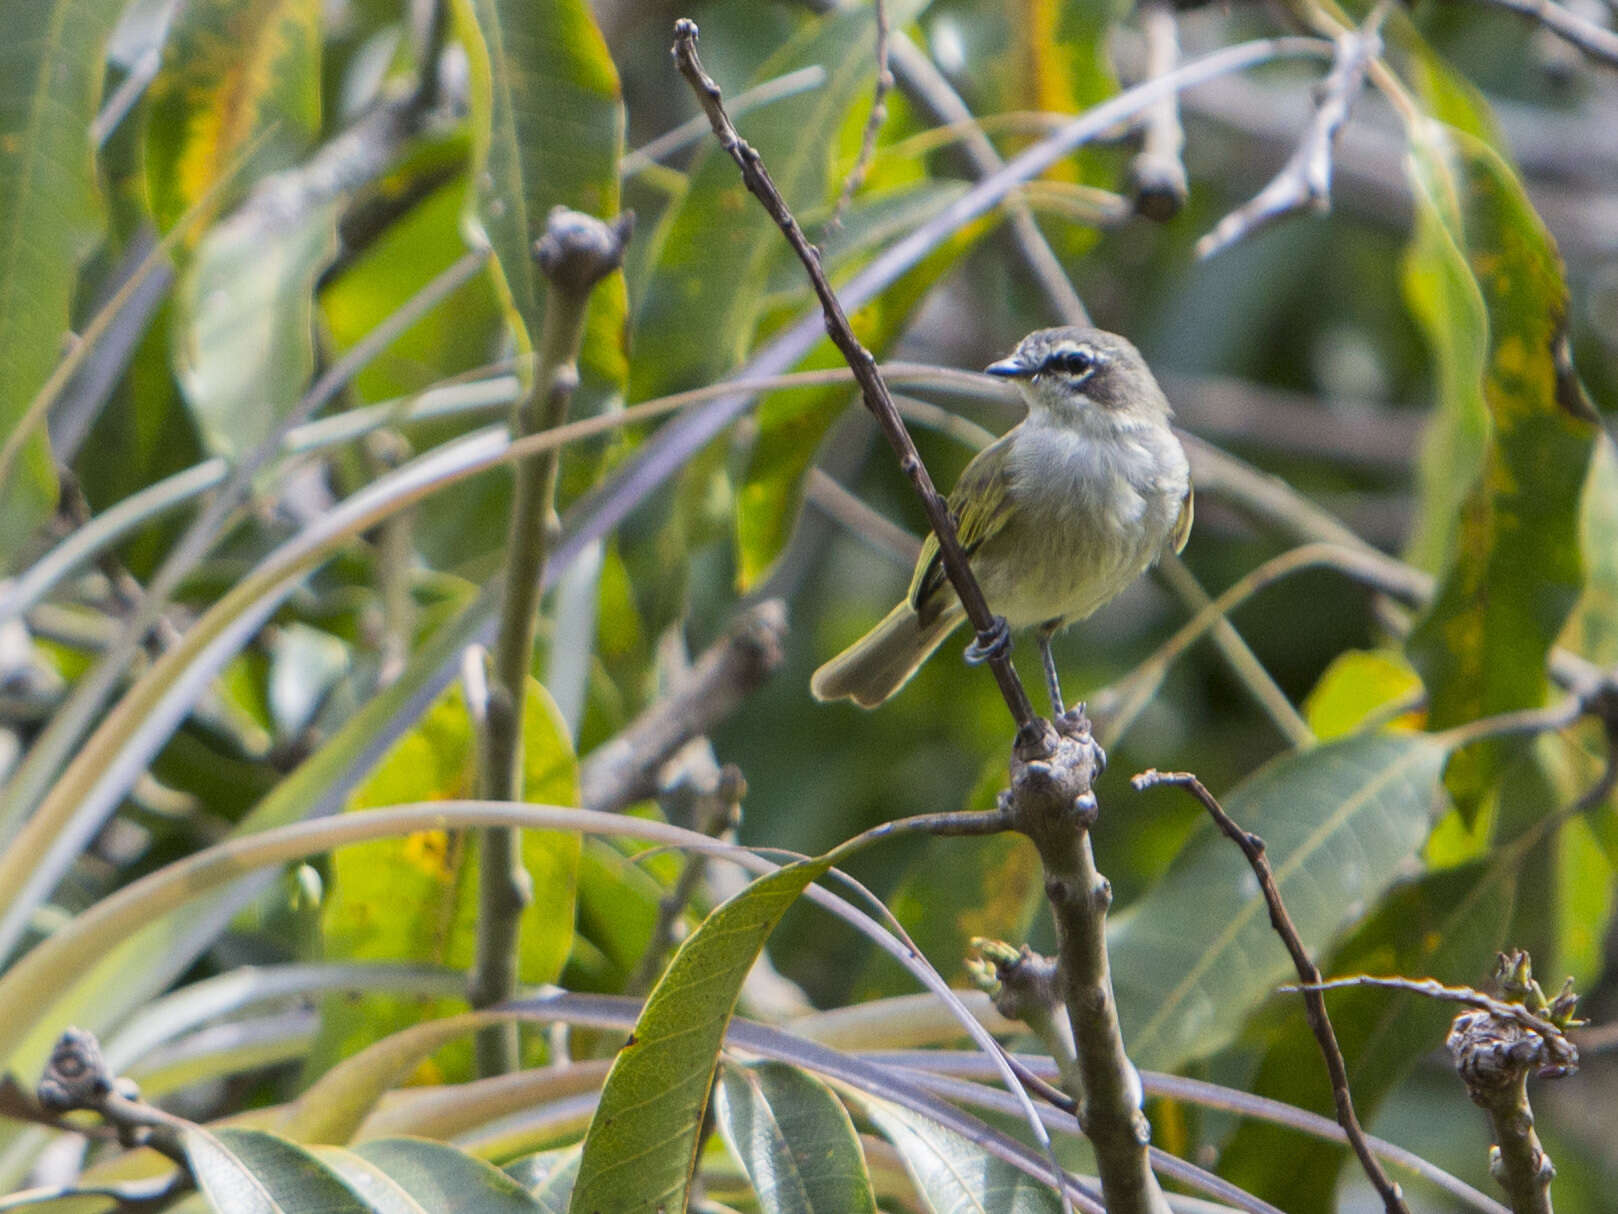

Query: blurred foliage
[{"left": 0, "top": 0, "right": 1616, "bottom": 1210}]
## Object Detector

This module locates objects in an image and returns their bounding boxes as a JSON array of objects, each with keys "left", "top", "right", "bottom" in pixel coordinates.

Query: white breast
[{"left": 991, "top": 411, "right": 1188, "bottom": 627}]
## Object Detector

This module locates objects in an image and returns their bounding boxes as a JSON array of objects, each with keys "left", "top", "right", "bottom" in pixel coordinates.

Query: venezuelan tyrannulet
[{"left": 811, "top": 326, "right": 1193, "bottom": 713}]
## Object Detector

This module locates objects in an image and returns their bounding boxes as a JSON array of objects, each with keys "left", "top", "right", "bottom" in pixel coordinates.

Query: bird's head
[{"left": 985, "top": 327, "right": 1171, "bottom": 427}]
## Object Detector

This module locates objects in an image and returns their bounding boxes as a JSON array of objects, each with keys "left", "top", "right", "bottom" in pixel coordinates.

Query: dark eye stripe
[{"left": 1042, "top": 348, "right": 1094, "bottom": 376}]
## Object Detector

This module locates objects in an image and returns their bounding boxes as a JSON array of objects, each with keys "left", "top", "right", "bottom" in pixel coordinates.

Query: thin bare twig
[
  {"left": 1291, "top": 975, "right": 1580, "bottom": 1074},
  {"left": 1468, "top": 0, "right": 1618, "bottom": 67},
  {"left": 1130, "top": 769, "right": 1411, "bottom": 1214},
  {"left": 1197, "top": 1, "right": 1389, "bottom": 259},
  {"left": 829, "top": 0, "right": 894, "bottom": 229},
  {"left": 671, "top": 19, "right": 1047, "bottom": 750},
  {"left": 1128, "top": 1, "right": 1190, "bottom": 221}
]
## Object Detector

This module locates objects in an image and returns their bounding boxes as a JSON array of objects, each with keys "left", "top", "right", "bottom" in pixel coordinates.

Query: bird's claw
[{"left": 964, "top": 616, "right": 1012, "bottom": 665}]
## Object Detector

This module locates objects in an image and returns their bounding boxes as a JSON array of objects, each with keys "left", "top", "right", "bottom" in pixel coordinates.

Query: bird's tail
[{"left": 811, "top": 601, "right": 963, "bottom": 708}]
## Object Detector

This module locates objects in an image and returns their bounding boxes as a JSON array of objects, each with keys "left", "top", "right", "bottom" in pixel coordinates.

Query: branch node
[
  {"left": 38, "top": 1027, "right": 113, "bottom": 1113},
  {"left": 533, "top": 207, "right": 634, "bottom": 295}
]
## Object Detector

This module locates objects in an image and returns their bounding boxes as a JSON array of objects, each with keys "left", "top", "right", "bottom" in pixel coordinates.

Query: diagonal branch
[
  {"left": 671, "top": 19, "right": 1046, "bottom": 749},
  {"left": 1197, "top": 1, "right": 1389, "bottom": 259},
  {"left": 1131, "top": 769, "right": 1412, "bottom": 1214},
  {"left": 1468, "top": 0, "right": 1618, "bottom": 68}
]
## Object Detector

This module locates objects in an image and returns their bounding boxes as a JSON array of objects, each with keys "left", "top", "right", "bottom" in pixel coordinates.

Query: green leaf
[
  {"left": 1558, "top": 437, "right": 1618, "bottom": 669},
  {"left": 313, "top": 1148, "right": 430, "bottom": 1214},
  {"left": 351, "top": 1139, "right": 545, "bottom": 1213},
  {"left": 1111, "top": 733, "right": 1449, "bottom": 1071},
  {"left": 570, "top": 853, "right": 839, "bottom": 1213},
  {"left": 0, "top": 585, "right": 492, "bottom": 1082},
  {"left": 862, "top": 1098, "right": 1060, "bottom": 1214},
  {"left": 319, "top": 176, "right": 500, "bottom": 405},
  {"left": 1402, "top": 126, "right": 1599, "bottom": 806},
  {"left": 144, "top": 0, "right": 322, "bottom": 231},
  {"left": 191, "top": 1127, "right": 373, "bottom": 1213},
  {"left": 1497, "top": 733, "right": 1616, "bottom": 990},
  {"left": 505, "top": 1146, "right": 581, "bottom": 1213},
  {"left": 283, "top": 1012, "right": 493, "bottom": 1145},
  {"left": 174, "top": 199, "right": 339, "bottom": 459},
  {"left": 629, "top": 1, "right": 929, "bottom": 402},
  {"left": 714, "top": 1062, "right": 876, "bottom": 1214},
  {"left": 310, "top": 680, "right": 580, "bottom": 1078},
  {"left": 1301, "top": 649, "right": 1424, "bottom": 741},
  {"left": 0, "top": 0, "right": 124, "bottom": 567},
  {"left": 452, "top": 0, "right": 623, "bottom": 349}
]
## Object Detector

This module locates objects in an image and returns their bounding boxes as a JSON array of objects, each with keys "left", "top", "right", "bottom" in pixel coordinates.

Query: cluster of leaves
[{"left": 0, "top": 0, "right": 1615, "bottom": 1210}]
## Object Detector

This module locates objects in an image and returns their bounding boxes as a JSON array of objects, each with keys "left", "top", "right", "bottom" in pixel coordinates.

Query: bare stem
[
  {"left": 471, "top": 208, "right": 632, "bottom": 1075},
  {"left": 1128, "top": 1, "right": 1190, "bottom": 221},
  {"left": 1131, "top": 769, "right": 1410, "bottom": 1214},
  {"left": 671, "top": 19, "right": 1047, "bottom": 750}
]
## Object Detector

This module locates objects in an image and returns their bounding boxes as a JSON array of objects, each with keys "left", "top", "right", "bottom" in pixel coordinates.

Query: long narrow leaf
[{"left": 0, "top": 0, "right": 125, "bottom": 563}]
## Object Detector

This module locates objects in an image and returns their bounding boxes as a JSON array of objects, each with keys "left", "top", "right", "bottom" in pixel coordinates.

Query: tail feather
[{"left": 811, "top": 602, "right": 963, "bottom": 708}]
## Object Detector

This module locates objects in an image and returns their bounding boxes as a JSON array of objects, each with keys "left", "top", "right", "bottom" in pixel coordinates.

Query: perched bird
[{"left": 811, "top": 326, "right": 1192, "bottom": 716}]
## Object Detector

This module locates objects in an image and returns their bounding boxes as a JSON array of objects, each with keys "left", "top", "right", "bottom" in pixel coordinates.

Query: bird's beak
[{"left": 985, "top": 355, "right": 1032, "bottom": 378}]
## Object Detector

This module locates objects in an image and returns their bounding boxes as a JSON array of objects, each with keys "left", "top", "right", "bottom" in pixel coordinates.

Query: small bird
[{"left": 811, "top": 326, "right": 1192, "bottom": 717}]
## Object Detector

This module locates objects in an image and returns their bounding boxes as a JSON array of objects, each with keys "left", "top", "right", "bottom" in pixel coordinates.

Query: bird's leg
[
  {"left": 964, "top": 615, "right": 1012, "bottom": 665},
  {"left": 1037, "top": 619, "right": 1066, "bottom": 720}
]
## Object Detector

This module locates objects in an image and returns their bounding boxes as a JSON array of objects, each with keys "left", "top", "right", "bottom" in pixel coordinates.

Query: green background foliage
[{"left": 0, "top": 0, "right": 1615, "bottom": 1210}]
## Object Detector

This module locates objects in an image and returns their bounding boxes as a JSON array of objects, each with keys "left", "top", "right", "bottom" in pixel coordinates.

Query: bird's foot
[
  {"left": 964, "top": 616, "right": 1012, "bottom": 666},
  {"left": 1054, "top": 703, "right": 1106, "bottom": 774}
]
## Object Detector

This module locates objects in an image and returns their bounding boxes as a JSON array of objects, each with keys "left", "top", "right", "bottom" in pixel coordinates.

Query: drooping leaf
[
  {"left": 569, "top": 853, "right": 839, "bottom": 1213},
  {"left": 0, "top": 0, "right": 124, "bottom": 567},
  {"left": 862, "top": 1098, "right": 1061, "bottom": 1214},
  {"left": 1558, "top": 437, "right": 1618, "bottom": 670},
  {"left": 191, "top": 1127, "right": 373, "bottom": 1213},
  {"left": 1402, "top": 125, "right": 1599, "bottom": 808},
  {"left": 714, "top": 1061, "right": 877, "bottom": 1214},
  {"left": 351, "top": 1138, "right": 546, "bottom": 1213},
  {"left": 1496, "top": 732, "right": 1616, "bottom": 991},
  {"left": 1110, "top": 733, "right": 1449, "bottom": 1071},
  {"left": 310, "top": 680, "right": 580, "bottom": 1079},
  {"left": 452, "top": 0, "right": 623, "bottom": 350},
  {"left": 144, "top": 0, "right": 323, "bottom": 231}
]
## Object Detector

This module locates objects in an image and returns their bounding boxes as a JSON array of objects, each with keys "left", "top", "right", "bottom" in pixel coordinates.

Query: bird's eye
[{"left": 1047, "top": 348, "right": 1094, "bottom": 377}]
